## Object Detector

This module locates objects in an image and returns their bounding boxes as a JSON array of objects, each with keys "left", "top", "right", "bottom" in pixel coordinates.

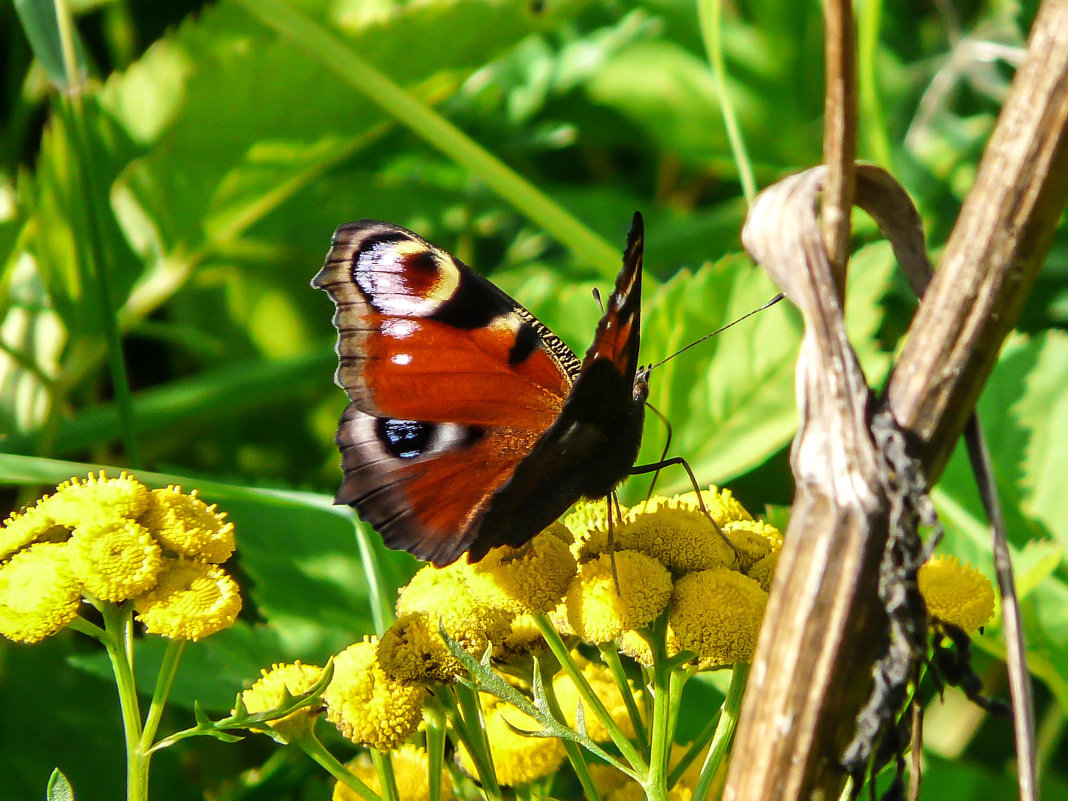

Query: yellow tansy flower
[
  {"left": 456, "top": 695, "right": 566, "bottom": 786},
  {"left": 139, "top": 486, "right": 235, "bottom": 563},
  {"left": 553, "top": 658, "right": 641, "bottom": 741},
  {"left": 395, "top": 564, "right": 512, "bottom": 654},
  {"left": 378, "top": 612, "right": 461, "bottom": 684},
  {"left": 324, "top": 638, "right": 426, "bottom": 752},
  {"left": 721, "top": 519, "right": 782, "bottom": 572},
  {"left": 565, "top": 551, "right": 672, "bottom": 642},
  {"left": 334, "top": 744, "right": 453, "bottom": 801},
  {"left": 239, "top": 661, "right": 323, "bottom": 743},
  {"left": 918, "top": 555, "right": 996, "bottom": 632},
  {"left": 134, "top": 558, "right": 242, "bottom": 640},
  {"left": 669, "top": 568, "right": 767, "bottom": 664},
  {"left": 618, "top": 626, "right": 682, "bottom": 667},
  {"left": 746, "top": 549, "right": 779, "bottom": 592},
  {"left": 43, "top": 471, "right": 150, "bottom": 528},
  {"left": 565, "top": 499, "right": 620, "bottom": 561},
  {"left": 674, "top": 485, "right": 753, "bottom": 525},
  {"left": 494, "top": 612, "right": 547, "bottom": 659},
  {"left": 463, "top": 528, "right": 577, "bottom": 614},
  {"left": 0, "top": 542, "right": 82, "bottom": 643},
  {"left": 0, "top": 500, "right": 65, "bottom": 560},
  {"left": 619, "top": 497, "right": 736, "bottom": 572},
  {"left": 68, "top": 519, "right": 162, "bottom": 602}
]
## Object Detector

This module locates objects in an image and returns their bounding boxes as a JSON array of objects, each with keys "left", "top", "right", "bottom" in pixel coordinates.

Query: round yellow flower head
[
  {"left": 565, "top": 550, "right": 672, "bottom": 642},
  {"left": 463, "top": 528, "right": 577, "bottom": 614},
  {"left": 456, "top": 694, "right": 566, "bottom": 786},
  {"left": 378, "top": 612, "right": 461, "bottom": 684},
  {"left": 746, "top": 549, "right": 779, "bottom": 592},
  {"left": 133, "top": 558, "right": 242, "bottom": 640},
  {"left": 239, "top": 661, "right": 323, "bottom": 743},
  {"left": 565, "top": 499, "right": 619, "bottom": 561},
  {"left": 0, "top": 542, "right": 82, "bottom": 643},
  {"left": 0, "top": 500, "right": 66, "bottom": 561},
  {"left": 721, "top": 519, "right": 782, "bottom": 572},
  {"left": 334, "top": 744, "right": 454, "bottom": 801},
  {"left": 139, "top": 486, "right": 235, "bottom": 563},
  {"left": 494, "top": 612, "right": 547, "bottom": 660},
  {"left": 619, "top": 497, "right": 736, "bottom": 572},
  {"left": 324, "top": 637, "right": 426, "bottom": 752},
  {"left": 43, "top": 472, "right": 150, "bottom": 528},
  {"left": 918, "top": 555, "right": 996, "bottom": 632},
  {"left": 68, "top": 519, "right": 162, "bottom": 602},
  {"left": 395, "top": 564, "right": 512, "bottom": 654},
  {"left": 669, "top": 568, "right": 767, "bottom": 664},
  {"left": 674, "top": 485, "right": 753, "bottom": 525},
  {"left": 618, "top": 626, "right": 682, "bottom": 668},
  {"left": 552, "top": 658, "right": 641, "bottom": 741}
]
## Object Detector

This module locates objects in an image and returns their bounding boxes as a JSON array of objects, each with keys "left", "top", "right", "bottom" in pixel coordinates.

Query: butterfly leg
[
  {"left": 641, "top": 402, "right": 674, "bottom": 505},
  {"left": 629, "top": 457, "right": 741, "bottom": 564},
  {"left": 605, "top": 494, "right": 624, "bottom": 594}
]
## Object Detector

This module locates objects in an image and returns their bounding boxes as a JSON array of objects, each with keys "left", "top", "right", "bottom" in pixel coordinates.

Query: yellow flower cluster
[
  {"left": 0, "top": 472, "right": 241, "bottom": 643},
  {"left": 565, "top": 487, "right": 775, "bottom": 665}
]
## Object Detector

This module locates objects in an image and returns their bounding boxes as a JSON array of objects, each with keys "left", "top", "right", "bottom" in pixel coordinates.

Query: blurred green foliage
[{"left": 1, "top": 0, "right": 1066, "bottom": 799}]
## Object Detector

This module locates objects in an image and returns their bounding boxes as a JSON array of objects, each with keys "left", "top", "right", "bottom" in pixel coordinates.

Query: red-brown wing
[{"left": 313, "top": 221, "right": 580, "bottom": 564}]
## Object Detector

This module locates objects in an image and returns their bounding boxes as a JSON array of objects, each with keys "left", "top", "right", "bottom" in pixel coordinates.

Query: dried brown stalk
[{"left": 721, "top": 1, "right": 1068, "bottom": 799}]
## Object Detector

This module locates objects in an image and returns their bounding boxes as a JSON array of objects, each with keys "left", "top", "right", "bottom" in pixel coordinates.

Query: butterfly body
[{"left": 314, "top": 214, "right": 646, "bottom": 566}]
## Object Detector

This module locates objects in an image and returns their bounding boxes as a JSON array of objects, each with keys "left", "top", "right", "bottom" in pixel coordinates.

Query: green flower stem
[
  {"left": 697, "top": 0, "right": 757, "bottom": 204},
  {"left": 644, "top": 616, "right": 674, "bottom": 801},
  {"left": 536, "top": 659, "right": 604, "bottom": 801},
  {"left": 236, "top": 0, "right": 622, "bottom": 277},
  {"left": 371, "top": 750, "right": 399, "bottom": 801},
  {"left": 297, "top": 732, "right": 381, "bottom": 801},
  {"left": 666, "top": 666, "right": 693, "bottom": 750},
  {"left": 68, "top": 614, "right": 107, "bottom": 640},
  {"left": 532, "top": 614, "right": 647, "bottom": 774},
  {"left": 351, "top": 516, "right": 394, "bottom": 635},
  {"left": 667, "top": 704, "right": 722, "bottom": 788},
  {"left": 438, "top": 685, "right": 503, "bottom": 801},
  {"left": 425, "top": 702, "right": 447, "bottom": 801},
  {"left": 99, "top": 603, "right": 148, "bottom": 801},
  {"left": 598, "top": 642, "right": 649, "bottom": 751},
  {"left": 692, "top": 663, "right": 749, "bottom": 801},
  {"left": 139, "top": 639, "right": 186, "bottom": 752}
]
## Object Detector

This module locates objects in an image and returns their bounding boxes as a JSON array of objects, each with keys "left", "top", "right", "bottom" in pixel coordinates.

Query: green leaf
[
  {"left": 45, "top": 769, "right": 74, "bottom": 801},
  {"left": 13, "top": 0, "right": 87, "bottom": 89}
]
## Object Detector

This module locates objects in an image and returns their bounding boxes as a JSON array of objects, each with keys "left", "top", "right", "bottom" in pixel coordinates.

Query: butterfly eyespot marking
[
  {"left": 375, "top": 418, "right": 485, "bottom": 460},
  {"left": 355, "top": 239, "right": 460, "bottom": 316}
]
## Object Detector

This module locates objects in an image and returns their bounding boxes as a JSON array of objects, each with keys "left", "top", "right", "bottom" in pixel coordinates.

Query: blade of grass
[{"left": 235, "top": 0, "right": 622, "bottom": 277}]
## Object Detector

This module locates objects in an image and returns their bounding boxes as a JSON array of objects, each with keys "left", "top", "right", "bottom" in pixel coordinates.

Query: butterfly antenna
[
  {"left": 643, "top": 402, "right": 673, "bottom": 506},
  {"left": 592, "top": 286, "right": 605, "bottom": 314},
  {"left": 645, "top": 292, "right": 785, "bottom": 374}
]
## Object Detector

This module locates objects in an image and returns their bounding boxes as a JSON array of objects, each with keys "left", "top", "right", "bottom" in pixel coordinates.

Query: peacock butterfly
[{"left": 313, "top": 213, "right": 647, "bottom": 567}]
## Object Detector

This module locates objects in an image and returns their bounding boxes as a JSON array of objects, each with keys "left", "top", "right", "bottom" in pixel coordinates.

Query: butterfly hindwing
[{"left": 315, "top": 214, "right": 648, "bottom": 566}]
